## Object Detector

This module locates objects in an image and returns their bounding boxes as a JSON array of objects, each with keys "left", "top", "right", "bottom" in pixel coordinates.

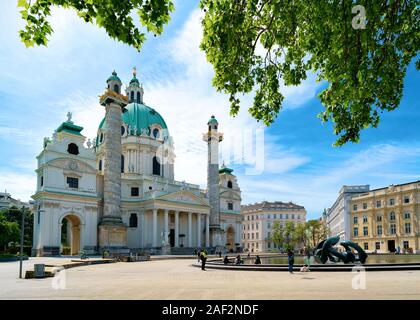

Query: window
[
  {"left": 227, "top": 181, "right": 233, "bottom": 189},
  {"left": 267, "top": 214, "right": 270, "bottom": 219},
  {"left": 376, "top": 215, "right": 382, "bottom": 222},
  {"left": 37, "top": 209, "right": 41, "bottom": 225},
  {"left": 404, "top": 196, "right": 410, "bottom": 204},
  {"left": 67, "top": 143, "right": 79, "bottom": 155},
  {"left": 256, "top": 223, "right": 259, "bottom": 230},
  {"left": 267, "top": 242, "right": 271, "bottom": 249},
  {"left": 376, "top": 200, "right": 381, "bottom": 208},
  {"left": 130, "top": 91, "right": 134, "bottom": 101},
  {"left": 363, "top": 203, "right": 367, "bottom": 209},
  {"left": 363, "top": 215, "right": 368, "bottom": 223},
  {"left": 389, "top": 198, "right": 395, "bottom": 206},
  {"left": 390, "top": 224, "right": 396, "bottom": 235},
  {"left": 404, "top": 212, "right": 410, "bottom": 219},
  {"left": 291, "top": 214, "right": 295, "bottom": 219},
  {"left": 279, "top": 214, "right": 282, "bottom": 219},
  {"left": 405, "top": 223, "right": 411, "bottom": 234},
  {"left": 113, "top": 84, "right": 120, "bottom": 93},
  {"left": 364, "top": 243, "right": 368, "bottom": 250},
  {"left": 152, "top": 156, "right": 161, "bottom": 175},
  {"left": 353, "top": 216, "right": 358, "bottom": 224},
  {"left": 375, "top": 242, "right": 380, "bottom": 250},
  {"left": 100, "top": 132, "right": 104, "bottom": 143},
  {"left": 98, "top": 160, "right": 102, "bottom": 171},
  {"left": 256, "top": 233, "right": 259, "bottom": 239},
  {"left": 377, "top": 225, "right": 382, "bottom": 235},
  {"left": 363, "top": 226, "right": 368, "bottom": 236},
  {"left": 251, "top": 224, "right": 254, "bottom": 230},
  {"left": 228, "top": 202, "right": 233, "bottom": 210},
  {"left": 267, "top": 232, "right": 271, "bottom": 239},
  {"left": 121, "top": 126, "right": 125, "bottom": 136},
  {"left": 285, "top": 214, "right": 289, "bottom": 219},
  {"left": 136, "top": 92, "right": 141, "bottom": 102},
  {"left": 66, "top": 177, "right": 78, "bottom": 189},
  {"left": 353, "top": 204, "right": 358, "bottom": 211},
  {"left": 389, "top": 212, "right": 395, "bottom": 221},
  {"left": 403, "top": 241, "right": 409, "bottom": 249},
  {"left": 131, "top": 187, "right": 139, "bottom": 197},
  {"left": 267, "top": 222, "right": 271, "bottom": 229},
  {"left": 152, "top": 128, "right": 160, "bottom": 139},
  {"left": 252, "top": 233, "right": 254, "bottom": 239},
  {"left": 129, "top": 213, "right": 138, "bottom": 228},
  {"left": 273, "top": 214, "right": 276, "bottom": 219},
  {"left": 120, "top": 154, "right": 125, "bottom": 173},
  {"left": 353, "top": 228, "right": 359, "bottom": 237},
  {"left": 247, "top": 234, "right": 250, "bottom": 239},
  {"left": 40, "top": 176, "right": 44, "bottom": 187}
]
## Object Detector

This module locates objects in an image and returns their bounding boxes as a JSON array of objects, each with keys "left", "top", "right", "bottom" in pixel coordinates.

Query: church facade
[{"left": 31, "top": 70, "right": 242, "bottom": 256}]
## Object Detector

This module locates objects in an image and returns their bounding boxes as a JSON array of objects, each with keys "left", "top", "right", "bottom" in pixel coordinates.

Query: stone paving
[{"left": 0, "top": 257, "right": 419, "bottom": 300}]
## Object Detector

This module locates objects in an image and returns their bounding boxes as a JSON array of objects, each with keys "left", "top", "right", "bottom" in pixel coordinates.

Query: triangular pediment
[
  {"left": 220, "top": 189, "right": 242, "bottom": 201},
  {"left": 156, "top": 190, "right": 210, "bottom": 206}
]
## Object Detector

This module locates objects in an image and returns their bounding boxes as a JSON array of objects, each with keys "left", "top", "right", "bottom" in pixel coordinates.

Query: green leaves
[
  {"left": 17, "top": 0, "right": 174, "bottom": 52},
  {"left": 200, "top": 0, "right": 419, "bottom": 146}
]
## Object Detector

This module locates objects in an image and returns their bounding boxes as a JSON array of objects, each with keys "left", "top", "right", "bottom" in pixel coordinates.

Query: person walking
[
  {"left": 200, "top": 250, "right": 208, "bottom": 270},
  {"left": 287, "top": 249, "right": 295, "bottom": 274},
  {"left": 254, "top": 255, "right": 261, "bottom": 265},
  {"left": 304, "top": 247, "right": 311, "bottom": 270},
  {"left": 197, "top": 249, "right": 202, "bottom": 262}
]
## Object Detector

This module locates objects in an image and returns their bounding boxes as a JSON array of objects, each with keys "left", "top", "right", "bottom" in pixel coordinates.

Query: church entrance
[
  {"left": 169, "top": 229, "right": 175, "bottom": 247},
  {"left": 60, "top": 214, "right": 81, "bottom": 256},
  {"left": 226, "top": 226, "right": 235, "bottom": 251}
]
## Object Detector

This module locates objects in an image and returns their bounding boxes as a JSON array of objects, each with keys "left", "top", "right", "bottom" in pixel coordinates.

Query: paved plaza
[{"left": 0, "top": 257, "right": 419, "bottom": 300}]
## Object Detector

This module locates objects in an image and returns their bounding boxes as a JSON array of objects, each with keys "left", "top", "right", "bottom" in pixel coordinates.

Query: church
[{"left": 31, "top": 70, "right": 242, "bottom": 256}]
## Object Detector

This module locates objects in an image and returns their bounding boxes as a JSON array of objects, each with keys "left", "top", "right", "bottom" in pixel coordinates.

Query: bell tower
[{"left": 202, "top": 115, "right": 223, "bottom": 248}]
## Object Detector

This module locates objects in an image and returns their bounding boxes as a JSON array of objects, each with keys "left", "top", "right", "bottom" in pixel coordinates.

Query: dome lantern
[
  {"left": 106, "top": 70, "right": 122, "bottom": 94},
  {"left": 126, "top": 67, "right": 144, "bottom": 104}
]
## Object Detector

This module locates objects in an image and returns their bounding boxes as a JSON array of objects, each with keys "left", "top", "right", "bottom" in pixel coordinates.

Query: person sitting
[
  {"left": 235, "top": 254, "right": 244, "bottom": 265},
  {"left": 254, "top": 255, "right": 261, "bottom": 265},
  {"left": 223, "top": 255, "right": 229, "bottom": 265}
]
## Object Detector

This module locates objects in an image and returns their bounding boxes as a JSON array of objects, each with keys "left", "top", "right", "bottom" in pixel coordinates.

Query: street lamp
[{"left": 17, "top": 200, "right": 25, "bottom": 279}]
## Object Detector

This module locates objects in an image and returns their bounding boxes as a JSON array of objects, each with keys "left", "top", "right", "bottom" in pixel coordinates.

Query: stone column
[
  {"left": 164, "top": 210, "right": 169, "bottom": 242},
  {"left": 188, "top": 212, "right": 192, "bottom": 247},
  {"left": 205, "top": 215, "right": 210, "bottom": 247},
  {"left": 197, "top": 213, "right": 201, "bottom": 247},
  {"left": 175, "top": 211, "right": 179, "bottom": 247},
  {"left": 152, "top": 209, "right": 158, "bottom": 247}
]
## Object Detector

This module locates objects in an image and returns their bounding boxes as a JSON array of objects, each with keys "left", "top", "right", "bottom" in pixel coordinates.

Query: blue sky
[{"left": 0, "top": 1, "right": 418, "bottom": 220}]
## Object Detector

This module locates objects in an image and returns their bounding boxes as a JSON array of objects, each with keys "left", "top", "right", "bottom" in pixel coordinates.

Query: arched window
[
  {"left": 137, "top": 92, "right": 141, "bottom": 103},
  {"left": 227, "top": 181, "right": 233, "bottom": 189},
  {"left": 153, "top": 156, "right": 161, "bottom": 176},
  {"left": 129, "top": 213, "right": 138, "bottom": 228},
  {"left": 67, "top": 143, "right": 79, "bottom": 155},
  {"left": 121, "top": 154, "right": 125, "bottom": 173},
  {"left": 153, "top": 128, "right": 160, "bottom": 139},
  {"left": 100, "top": 132, "right": 104, "bottom": 143},
  {"left": 98, "top": 160, "right": 102, "bottom": 171},
  {"left": 114, "top": 84, "right": 120, "bottom": 93},
  {"left": 121, "top": 125, "right": 125, "bottom": 136},
  {"left": 130, "top": 91, "right": 134, "bottom": 101}
]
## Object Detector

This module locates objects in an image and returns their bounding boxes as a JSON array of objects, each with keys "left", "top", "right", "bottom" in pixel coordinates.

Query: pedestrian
[
  {"left": 247, "top": 252, "right": 250, "bottom": 258},
  {"left": 304, "top": 247, "right": 311, "bottom": 269},
  {"left": 200, "top": 250, "right": 208, "bottom": 270},
  {"left": 197, "top": 249, "right": 201, "bottom": 262},
  {"left": 287, "top": 249, "right": 295, "bottom": 274},
  {"left": 254, "top": 255, "right": 261, "bottom": 265},
  {"left": 219, "top": 251, "right": 222, "bottom": 258}
]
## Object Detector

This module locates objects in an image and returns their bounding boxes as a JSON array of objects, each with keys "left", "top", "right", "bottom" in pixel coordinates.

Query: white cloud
[{"left": 0, "top": 170, "right": 36, "bottom": 202}]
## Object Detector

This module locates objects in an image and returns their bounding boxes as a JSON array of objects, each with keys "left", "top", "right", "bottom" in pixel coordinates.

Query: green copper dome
[
  {"left": 98, "top": 102, "right": 168, "bottom": 139},
  {"left": 129, "top": 76, "right": 140, "bottom": 86},
  {"left": 107, "top": 70, "right": 121, "bottom": 82},
  {"left": 208, "top": 115, "right": 218, "bottom": 124}
]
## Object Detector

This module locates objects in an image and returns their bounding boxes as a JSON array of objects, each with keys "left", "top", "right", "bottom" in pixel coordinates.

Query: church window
[
  {"left": 66, "top": 177, "right": 79, "bottom": 189},
  {"left": 153, "top": 128, "right": 160, "bottom": 139},
  {"left": 137, "top": 92, "right": 141, "bottom": 103},
  {"left": 121, "top": 126, "right": 125, "bottom": 136},
  {"left": 121, "top": 154, "right": 125, "bottom": 173},
  {"left": 67, "top": 143, "right": 79, "bottom": 155},
  {"left": 228, "top": 202, "right": 233, "bottom": 210},
  {"left": 98, "top": 160, "right": 102, "bottom": 171},
  {"left": 40, "top": 176, "right": 44, "bottom": 187},
  {"left": 131, "top": 187, "right": 139, "bottom": 197},
  {"left": 227, "top": 181, "right": 233, "bottom": 189},
  {"left": 114, "top": 84, "right": 120, "bottom": 93},
  {"left": 153, "top": 156, "right": 161, "bottom": 175},
  {"left": 129, "top": 213, "right": 138, "bottom": 228},
  {"left": 37, "top": 210, "right": 41, "bottom": 224},
  {"left": 100, "top": 133, "right": 104, "bottom": 142},
  {"left": 130, "top": 91, "right": 134, "bottom": 102}
]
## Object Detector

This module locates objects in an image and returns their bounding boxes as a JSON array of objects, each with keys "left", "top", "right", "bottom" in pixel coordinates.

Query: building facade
[
  {"left": 241, "top": 201, "right": 306, "bottom": 253},
  {"left": 350, "top": 181, "right": 420, "bottom": 253},
  {"left": 325, "top": 185, "right": 370, "bottom": 241},
  {"left": 0, "top": 191, "right": 29, "bottom": 210},
  {"left": 31, "top": 70, "right": 242, "bottom": 256}
]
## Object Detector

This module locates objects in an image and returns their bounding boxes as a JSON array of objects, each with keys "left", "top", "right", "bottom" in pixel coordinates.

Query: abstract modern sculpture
[{"left": 314, "top": 236, "right": 368, "bottom": 264}]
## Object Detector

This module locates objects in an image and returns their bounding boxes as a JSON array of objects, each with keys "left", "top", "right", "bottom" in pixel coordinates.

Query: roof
[
  {"left": 56, "top": 121, "right": 83, "bottom": 136},
  {"left": 242, "top": 201, "right": 305, "bottom": 211},
  {"left": 98, "top": 102, "right": 168, "bottom": 139},
  {"left": 129, "top": 76, "right": 140, "bottom": 86},
  {"left": 219, "top": 164, "right": 233, "bottom": 174},
  {"left": 208, "top": 115, "right": 218, "bottom": 124},
  {"left": 107, "top": 70, "right": 121, "bottom": 82}
]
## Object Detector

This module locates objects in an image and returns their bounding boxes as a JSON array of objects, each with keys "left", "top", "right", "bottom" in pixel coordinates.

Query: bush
[
  {"left": 61, "top": 246, "right": 71, "bottom": 255},
  {"left": 6, "top": 245, "right": 32, "bottom": 256}
]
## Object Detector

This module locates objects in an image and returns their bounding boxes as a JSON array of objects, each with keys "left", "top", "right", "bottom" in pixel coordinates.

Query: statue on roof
[{"left": 67, "top": 111, "right": 72, "bottom": 122}]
